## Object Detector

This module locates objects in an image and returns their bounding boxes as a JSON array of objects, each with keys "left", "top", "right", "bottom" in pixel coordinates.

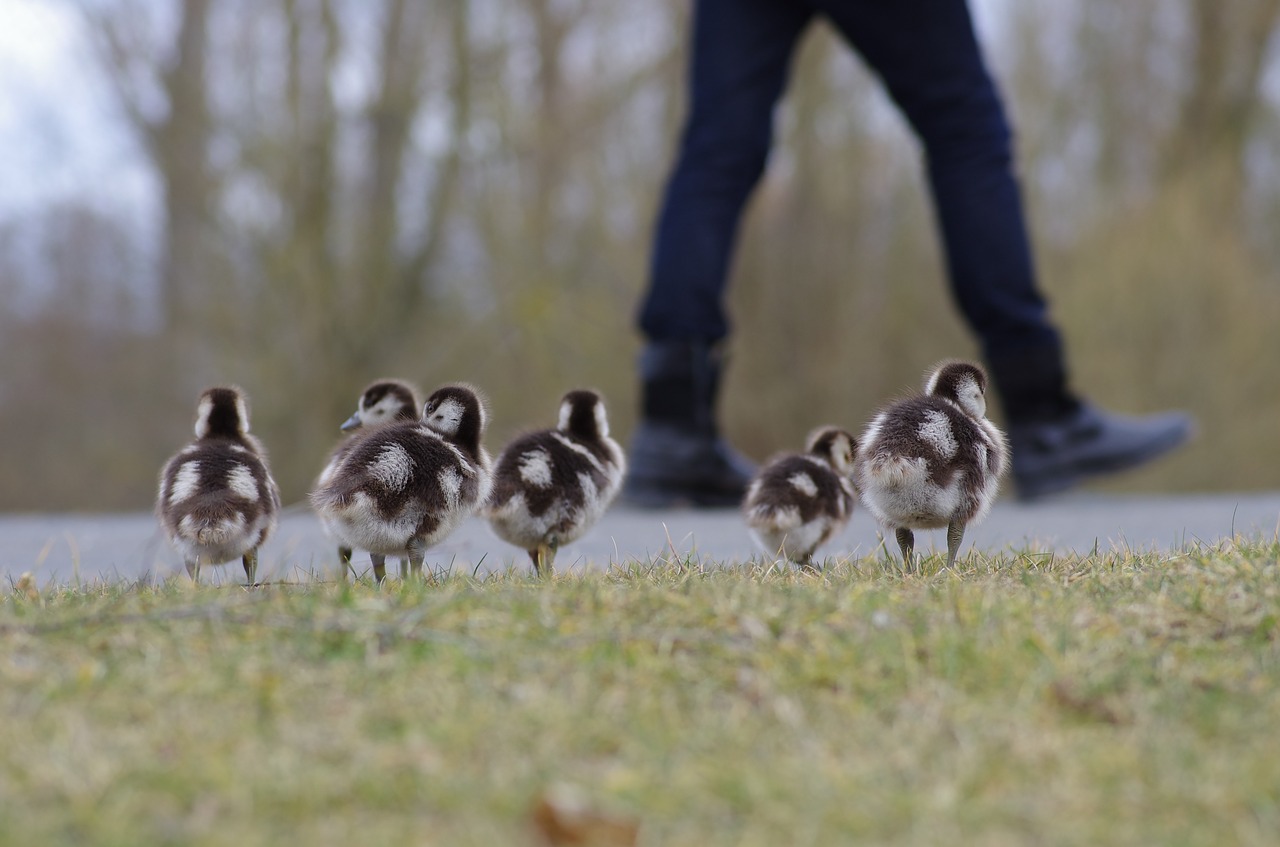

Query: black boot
[
  {"left": 623, "top": 341, "right": 756, "bottom": 508},
  {"left": 989, "top": 345, "right": 1195, "bottom": 500},
  {"left": 1008, "top": 404, "right": 1195, "bottom": 499}
]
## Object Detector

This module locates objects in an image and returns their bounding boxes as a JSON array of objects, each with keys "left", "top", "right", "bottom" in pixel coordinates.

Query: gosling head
[
  {"left": 194, "top": 386, "right": 251, "bottom": 440},
  {"left": 341, "top": 379, "right": 421, "bottom": 431},
  {"left": 423, "top": 383, "right": 487, "bottom": 456},
  {"left": 924, "top": 361, "right": 989, "bottom": 419},
  {"left": 557, "top": 389, "right": 609, "bottom": 442},
  {"left": 806, "top": 426, "right": 856, "bottom": 477}
]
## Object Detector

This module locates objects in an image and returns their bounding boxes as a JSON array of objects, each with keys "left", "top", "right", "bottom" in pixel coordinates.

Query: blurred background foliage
[{"left": 2, "top": 0, "right": 1279, "bottom": 510}]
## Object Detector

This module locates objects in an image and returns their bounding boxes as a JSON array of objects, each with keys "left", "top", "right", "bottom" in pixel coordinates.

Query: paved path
[{"left": 3, "top": 492, "right": 1278, "bottom": 586}]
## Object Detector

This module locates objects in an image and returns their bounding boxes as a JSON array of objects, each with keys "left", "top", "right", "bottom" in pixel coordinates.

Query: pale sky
[{"left": 0, "top": 0, "right": 155, "bottom": 217}]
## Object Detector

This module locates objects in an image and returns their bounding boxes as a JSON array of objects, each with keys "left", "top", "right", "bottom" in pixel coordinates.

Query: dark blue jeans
[{"left": 638, "top": 0, "right": 1066, "bottom": 410}]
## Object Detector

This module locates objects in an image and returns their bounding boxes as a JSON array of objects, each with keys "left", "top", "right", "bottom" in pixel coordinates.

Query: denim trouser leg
[
  {"left": 638, "top": 0, "right": 814, "bottom": 343},
  {"left": 817, "top": 0, "right": 1061, "bottom": 360},
  {"left": 640, "top": 0, "right": 1070, "bottom": 417}
]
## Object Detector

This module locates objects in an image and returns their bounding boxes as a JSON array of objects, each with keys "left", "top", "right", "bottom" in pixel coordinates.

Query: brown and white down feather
[
  {"left": 157, "top": 386, "right": 280, "bottom": 573},
  {"left": 744, "top": 427, "right": 857, "bottom": 565},
  {"left": 485, "top": 390, "right": 626, "bottom": 569}
]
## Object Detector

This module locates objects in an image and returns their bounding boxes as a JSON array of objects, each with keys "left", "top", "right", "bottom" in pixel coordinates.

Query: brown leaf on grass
[
  {"left": 530, "top": 783, "right": 640, "bottom": 846},
  {"left": 1048, "top": 679, "right": 1129, "bottom": 726}
]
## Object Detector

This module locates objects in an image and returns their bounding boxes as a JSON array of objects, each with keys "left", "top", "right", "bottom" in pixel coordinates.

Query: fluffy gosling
[
  {"left": 317, "top": 379, "right": 421, "bottom": 579},
  {"left": 855, "top": 361, "right": 1008, "bottom": 570},
  {"left": 743, "top": 426, "right": 857, "bottom": 570},
  {"left": 485, "top": 390, "right": 626, "bottom": 576},
  {"left": 157, "top": 386, "right": 280, "bottom": 584}
]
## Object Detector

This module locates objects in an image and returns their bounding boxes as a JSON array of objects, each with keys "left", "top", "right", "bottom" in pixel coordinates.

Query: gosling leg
[
  {"left": 371, "top": 554, "right": 387, "bottom": 584},
  {"left": 895, "top": 528, "right": 916, "bottom": 573},
  {"left": 945, "top": 519, "right": 966, "bottom": 570},
  {"left": 242, "top": 548, "right": 258, "bottom": 586},
  {"left": 529, "top": 544, "right": 555, "bottom": 578},
  {"left": 405, "top": 541, "right": 426, "bottom": 580}
]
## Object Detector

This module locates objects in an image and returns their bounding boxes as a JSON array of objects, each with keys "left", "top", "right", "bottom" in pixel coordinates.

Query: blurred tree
[
  {"left": 1163, "top": 0, "right": 1280, "bottom": 216},
  {"left": 55, "top": 0, "right": 685, "bottom": 502},
  {"left": 0, "top": 205, "right": 167, "bottom": 509},
  {"left": 83, "top": 0, "right": 216, "bottom": 332},
  {"left": 70, "top": 0, "right": 484, "bottom": 494}
]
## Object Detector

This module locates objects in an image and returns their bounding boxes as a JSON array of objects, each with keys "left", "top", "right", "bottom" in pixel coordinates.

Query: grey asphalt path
[{"left": 3, "top": 492, "right": 1279, "bottom": 587}]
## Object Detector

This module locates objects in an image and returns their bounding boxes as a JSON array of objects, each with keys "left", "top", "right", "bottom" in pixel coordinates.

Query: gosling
[
  {"left": 855, "top": 361, "right": 1008, "bottom": 570},
  {"left": 485, "top": 390, "right": 626, "bottom": 576},
  {"left": 157, "top": 386, "right": 280, "bottom": 585},
  {"left": 743, "top": 426, "right": 857, "bottom": 570},
  {"left": 317, "top": 379, "right": 421, "bottom": 579}
]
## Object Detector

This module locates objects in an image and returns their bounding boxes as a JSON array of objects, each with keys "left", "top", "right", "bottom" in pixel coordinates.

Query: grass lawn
[{"left": 2, "top": 542, "right": 1279, "bottom": 846}]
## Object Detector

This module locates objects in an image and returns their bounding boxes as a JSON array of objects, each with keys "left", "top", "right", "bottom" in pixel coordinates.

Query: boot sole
[{"left": 1015, "top": 425, "right": 1192, "bottom": 501}]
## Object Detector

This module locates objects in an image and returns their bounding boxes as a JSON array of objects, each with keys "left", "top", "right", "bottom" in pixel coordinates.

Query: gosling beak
[{"left": 340, "top": 412, "right": 362, "bottom": 432}]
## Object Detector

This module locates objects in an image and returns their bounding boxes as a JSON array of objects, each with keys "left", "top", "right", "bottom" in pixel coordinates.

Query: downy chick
[
  {"left": 855, "top": 361, "right": 1008, "bottom": 570},
  {"left": 157, "top": 386, "right": 280, "bottom": 584},
  {"left": 486, "top": 390, "right": 626, "bottom": 575}
]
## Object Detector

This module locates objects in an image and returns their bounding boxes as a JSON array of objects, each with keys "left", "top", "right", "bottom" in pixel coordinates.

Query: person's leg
[
  {"left": 629, "top": 0, "right": 815, "bottom": 507},
  {"left": 821, "top": 0, "right": 1191, "bottom": 498},
  {"left": 818, "top": 0, "right": 1062, "bottom": 403},
  {"left": 639, "top": 0, "right": 815, "bottom": 343}
]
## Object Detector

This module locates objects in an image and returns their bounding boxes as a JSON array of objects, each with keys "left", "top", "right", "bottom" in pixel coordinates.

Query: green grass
[{"left": 3, "top": 543, "right": 1280, "bottom": 846}]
